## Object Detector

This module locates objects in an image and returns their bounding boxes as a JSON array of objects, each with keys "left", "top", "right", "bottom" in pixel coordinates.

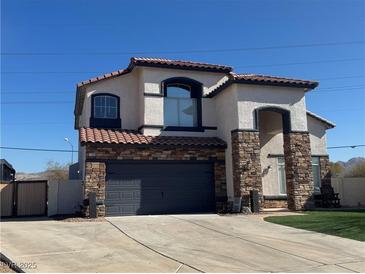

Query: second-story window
[
  {"left": 94, "top": 95, "right": 118, "bottom": 119},
  {"left": 90, "top": 94, "right": 121, "bottom": 129},
  {"left": 164, "top": 83, "right": 198, "bottom": 127}
]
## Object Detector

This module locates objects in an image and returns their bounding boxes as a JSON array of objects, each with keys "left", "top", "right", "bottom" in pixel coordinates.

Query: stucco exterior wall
[
  {"left": 139, "top": 67, "right": 228, "bottom": 96},
  {"left": 259, "top": 111, "right": 284, "bottom": 195},
  {"left": 259, "top": 112, "right": 330, "bottom": 196},
  {"left": 139, "top": 67, "right": 226, "bottom": 137},
  {"left": 214, "top": 85, "right": 239, "bottom": 201},
  {"left": 78, "top": 71, "right": 140, "bottom": 130},
  {"left": 78, "top": 144, "right": 86, "bottom": 180},
  {"left": 236, "top": 85, "right": 308, "bottom": 131},
  {"left": 307, "top": 115, "right": 328, "bottom": 155}
]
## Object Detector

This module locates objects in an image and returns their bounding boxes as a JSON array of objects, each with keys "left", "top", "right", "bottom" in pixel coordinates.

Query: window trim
[
  {"left": 93, "top": 95, "right": 118, "bottom": 119},
  {"left": 90, "top": 93, "right": 121, "bottom": 128},
  {"left": 277, "top": 157, "right": 287, "bottom": 195},
  {"left": 162, "top": 77, "right": 203, "bottom": 130}
]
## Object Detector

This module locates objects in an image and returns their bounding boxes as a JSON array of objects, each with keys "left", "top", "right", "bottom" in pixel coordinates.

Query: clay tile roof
[
  {"left": 77, "top": 69, "right": 129, "bottom": 88},
  {"left": 80, "top": 128, "right": 227, "bottom": 148},
  {"left": 76, "top": 57, "right": 232, "bottom": 89},
  {"left": 207, "top": 73, "right": 318, "bottom": 97},
  {"left": 129, "top": 57, "right": 232, "bottom": 73},
  {"left": 230, "top": 73, "right": 319, "bottom": 87}
]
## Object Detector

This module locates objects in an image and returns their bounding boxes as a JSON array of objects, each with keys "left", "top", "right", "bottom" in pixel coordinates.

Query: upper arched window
[
  {"left": 163, "top": 78, "right": 202, "bottom": 129},
  {"left": 90, "top": 94, "right": 121, "bottom": 128},
  {"left": 93, "top": 95, "right": 118, "bottom": 119}
]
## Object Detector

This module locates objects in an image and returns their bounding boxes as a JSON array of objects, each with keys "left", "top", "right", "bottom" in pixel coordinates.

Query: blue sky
[{"left": 1, "top": 0, "right": 364, "bottom": 172}]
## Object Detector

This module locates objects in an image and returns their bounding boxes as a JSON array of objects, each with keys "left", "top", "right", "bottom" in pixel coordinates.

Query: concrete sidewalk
[{"left": 1, "top": 214, "right": 364, "bottom": 272}]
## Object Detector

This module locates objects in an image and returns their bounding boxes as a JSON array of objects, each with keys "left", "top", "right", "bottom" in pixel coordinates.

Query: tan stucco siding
[
  {"left": 307, "top": 115, "right": 328, "bottom": 155},
  {"left": 215, "top": 85, "right": 239, "bottom": 201},
  {"left": 139, "top": 67, "right": 224, "bottom": 136},
  {"left": 236, "top": 85, "right": 308, "bottom": 131},
  {"left": 78, "top": 71, "right": 140, "bottom": 130},
  {"left": 139, "top": 67, "right": 228, "bottom": 95},
  {"left": 259, "top": 111, "right": 284, "bottom": 195},
  {"left": 78, "top": 144, "right": 86, "bottom": 180}
]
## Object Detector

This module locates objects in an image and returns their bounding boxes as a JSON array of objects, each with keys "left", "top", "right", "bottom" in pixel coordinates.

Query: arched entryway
[
  {"left": 255, "top": 106, "right": 315, "bottom": 210},
  {"left": 230, "top": 106, "right": 315, "bottom": 211}
]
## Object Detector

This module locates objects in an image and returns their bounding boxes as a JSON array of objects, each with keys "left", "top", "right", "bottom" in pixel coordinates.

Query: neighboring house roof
[
  {"left": 206, "top": 73, "right": 319, "bottom": 97},
  {"left": 80, "top": 127, "right": 227, "bottom": 148},
  {"left": 307, "top": 111, "right": 336, "bottom": 129},
  {"left": 0, "top": 159, "right": 15, "bottom": 173}
]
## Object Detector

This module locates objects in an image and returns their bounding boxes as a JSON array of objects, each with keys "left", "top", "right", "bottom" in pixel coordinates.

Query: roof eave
[
  {"left": 82, "top": 141, "right": 227, "bottom": 149},
  {"left": 207, "top": 79, "right": 318, "bottom": 98},
  {"left": 307, "top": 111, "right": 336, "bottom": 129},
  {"left": 131, "top": 62, "right": 232, "bottom": 74}
]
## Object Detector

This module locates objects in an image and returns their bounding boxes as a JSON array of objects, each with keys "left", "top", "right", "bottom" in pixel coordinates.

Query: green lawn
[{"left": 264, "top": 210, "right": 365, "bottom": 241}]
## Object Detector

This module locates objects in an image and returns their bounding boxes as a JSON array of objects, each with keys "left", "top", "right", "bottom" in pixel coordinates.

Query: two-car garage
[
  {"left": 105, "top": 161, "right": 216, "bottom": 216},
  {"left": 81, "top": 127, "right": 227, "bottom": 217}
]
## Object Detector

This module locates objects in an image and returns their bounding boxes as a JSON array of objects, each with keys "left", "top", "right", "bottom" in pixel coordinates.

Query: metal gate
[
  {"left": 0, "top": 183, "right": 14, "bottom": 217},
  {"left": 105, "top": 161, "right": 215, "bottom": 216},
  {"left": 0, "top": 180, "right": 47, "bottom": 217}
]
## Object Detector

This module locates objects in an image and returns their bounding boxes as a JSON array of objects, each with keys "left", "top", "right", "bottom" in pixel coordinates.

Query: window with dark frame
[
  {"left": 93, "top": 95, "right": 118, "bottom": 119},
  {"left": 90, "top": 94, "right": 121, "bottom": 129},
  {"left": 162, "top": 78, "right": 202, "bottom": 130},
  {"left": 164, "top": 83, "right": 198, "bottom": 127}
]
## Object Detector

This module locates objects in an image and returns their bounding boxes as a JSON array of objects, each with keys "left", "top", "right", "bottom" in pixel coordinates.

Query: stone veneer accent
[
  {"left": 319, "top": 156, "right": 332, "bottom": 187},
  {"left": 231, "top": 130, "right": 263, "bottom": 207},
  {"left": 263, "top": 199, "right": 288, "bottom": 209},
  {"left": 283, "top": 132, "right": 315, "bottom": 210},
  {"left": 83, "top": 143, "right": 227, "bottom": 217},
  {"left": 84, "top": 162, "right": 106, "bottom": 217}
]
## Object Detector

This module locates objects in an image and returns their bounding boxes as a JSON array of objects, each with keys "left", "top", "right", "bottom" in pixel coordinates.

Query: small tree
[
  {"left": 345, "top": 162, "right": 365, "bottom": 177},
  {"left": 330, "top": 162, "right": 345, "bottom": 177},
  {"left": 45, "top": 161, "right": 68, "bottom": 182}
]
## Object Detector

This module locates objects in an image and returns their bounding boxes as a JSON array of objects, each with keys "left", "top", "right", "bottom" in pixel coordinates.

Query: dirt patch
[
  {"left": 52, "top": 215, "right": 106, "bottom": 222},
  {"left": 0, "top": 261, "right": 17, "bottom": 273},
  {"left": 248, "top": 211, "right": 306, "bottom": 220}
]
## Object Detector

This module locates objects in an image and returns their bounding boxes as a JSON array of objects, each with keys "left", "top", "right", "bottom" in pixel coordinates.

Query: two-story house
[{"left": 74, "top": 57, "right": 335, "bottom": 217}]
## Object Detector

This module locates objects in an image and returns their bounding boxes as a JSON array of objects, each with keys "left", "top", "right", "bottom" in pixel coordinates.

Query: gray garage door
[{"left": 105, "top": 162, "right": 215, "bottom": 216}]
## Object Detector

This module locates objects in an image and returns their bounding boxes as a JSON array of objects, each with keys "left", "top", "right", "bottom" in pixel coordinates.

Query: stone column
[
  {"left": 231, "top": 130, "right": 263, "bottom": 207},
  {"left": 84, "top": 162, "right": 106, "bottom": 217},
  {"left": 214, "top": 161, "right": 228, "bottom": 212},
  {"left": 320, "top": 156, "right": 332, "bottom": 187},
  {"left": 283, "top": 132, "right": 314, "bottom": 210}
]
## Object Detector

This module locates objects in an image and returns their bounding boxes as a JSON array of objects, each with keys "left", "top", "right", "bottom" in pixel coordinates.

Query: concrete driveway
[{"left": 1, "top": 214, "right": 364, "bottom": 272}]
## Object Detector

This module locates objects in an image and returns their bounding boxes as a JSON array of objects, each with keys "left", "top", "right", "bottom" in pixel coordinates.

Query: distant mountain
[
  {"left": 332, "top": 157, "right": 365, "bottom": 177},
  {"left": 336, "top": 157, "right": 365, "bottom": 169},
  {"left": 13, "top": 161, "right": 69, "bottom": 181}
]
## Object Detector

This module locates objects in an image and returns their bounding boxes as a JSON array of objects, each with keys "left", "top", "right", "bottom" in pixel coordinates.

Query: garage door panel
[{"left": 105, "top": 162, "right": 215, "bottom": 216}]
